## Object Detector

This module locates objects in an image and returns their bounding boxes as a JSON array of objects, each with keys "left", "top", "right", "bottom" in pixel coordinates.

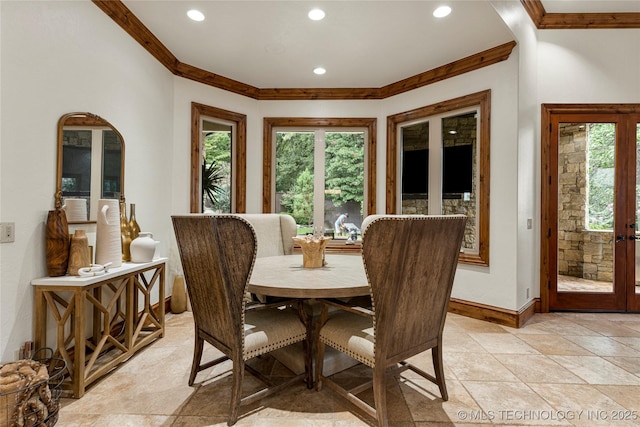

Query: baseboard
[
  {"left": 448, "top": 297, "right": 540, "bottom": 328},
  {"left": 166, "top": 295, "right": 542, "bottom": 329}
]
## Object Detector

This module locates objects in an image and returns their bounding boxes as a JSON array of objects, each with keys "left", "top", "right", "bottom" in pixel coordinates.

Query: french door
[{"left": 543, "top": 106, "right": 640, "bottom": 312}]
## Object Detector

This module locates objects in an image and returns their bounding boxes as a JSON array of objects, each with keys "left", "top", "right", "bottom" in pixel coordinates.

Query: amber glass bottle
[
  {"left": 120, "top": 201, "right": 132, "bottom": 262},
  {"left": 129, "top": 203, "right": 141, "bottom": 240}
]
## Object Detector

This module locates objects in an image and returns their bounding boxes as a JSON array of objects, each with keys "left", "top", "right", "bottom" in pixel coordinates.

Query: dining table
[
  {"left": 248, "top": 253, "right": 370, "bottom": 299},
  {"left": 248, "top": 253, "right": 370, "bottom": 387}
]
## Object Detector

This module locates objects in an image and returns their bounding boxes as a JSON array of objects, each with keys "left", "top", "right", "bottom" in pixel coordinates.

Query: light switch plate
[{"left": 1, "top": 222, "right": 15, "bottom": 243}]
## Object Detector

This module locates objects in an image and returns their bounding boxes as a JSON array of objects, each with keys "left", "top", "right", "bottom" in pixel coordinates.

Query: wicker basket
[{"left": 0, "top": 355, "right": 66, "bottom": 427}]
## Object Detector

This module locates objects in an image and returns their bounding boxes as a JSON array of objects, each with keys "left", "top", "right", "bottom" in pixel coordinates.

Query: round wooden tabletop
[{"left": 248, "top": 254, "right": 369, "bottom": 299}]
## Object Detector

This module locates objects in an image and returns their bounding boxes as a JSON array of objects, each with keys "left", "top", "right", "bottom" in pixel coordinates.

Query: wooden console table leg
[
  {"left": 159, "top": 265, "right": 165, "bottom": 337},
  {"left": 73, "top": 289, "right": 86, "bottom": 398},
  {"left": 33, "top": 288, "right": 47, "bottom": 353}
]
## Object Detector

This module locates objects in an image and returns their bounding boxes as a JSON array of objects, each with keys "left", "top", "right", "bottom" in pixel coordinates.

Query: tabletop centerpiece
[{"left": 292, "top": 233, "right": 332, "bottom": 268}]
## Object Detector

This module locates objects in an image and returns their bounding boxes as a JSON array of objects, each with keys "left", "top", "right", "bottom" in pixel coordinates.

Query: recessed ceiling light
[
  {"left": 433, "top": 6, "right": 451, "bottom": 18},
  {"left": 187, "top": 9, "right": 205, "bottom": 22},
  {"left": 448, "top": 130, "right": 457, "bottom": 135},
  {"left": 313, "top": 67, "right": 326, "bottom": 75},
  {"left": 308, "top": 8, "right": 325, "bottom": 21}
]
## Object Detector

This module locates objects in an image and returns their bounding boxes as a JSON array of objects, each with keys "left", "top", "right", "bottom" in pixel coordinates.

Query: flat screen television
[{"left": 402, "top": 144, "right": 473, "bottom": 195}]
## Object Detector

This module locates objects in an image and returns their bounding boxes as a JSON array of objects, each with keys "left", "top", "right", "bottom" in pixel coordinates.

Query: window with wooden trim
[
  {"left": 387, "top": 90, "right": 490, "bottom": 266},
  {"left": 263, "top": 118, "right": 377, "bottom": 250},
  {"left": 190, "top": 103, "right": 246, "bottom": 213}
]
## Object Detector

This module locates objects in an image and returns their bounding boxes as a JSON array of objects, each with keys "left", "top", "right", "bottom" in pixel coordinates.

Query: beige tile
[
  {"left": 602, "top": 356, "right": 640, "bottom": 376},
  {"left": 56, "top": 311, "right": 640, "bottom": 427},
  {"left": 445, "top": 352, "right": 519, "bottom": 382},
  {"left": 562, "top": 335, "right": 639, "bottom": 357},
  {"left": 528, "top": 383, "right": 636, "bottom": 426},
  {"left": 595, "top": 384, "right": 640, "bottom": 411},
  {"left": 449, "top": 317, "right": 511, "bottom": 334},
  {"left": 610, "top": 336, "right": 640, "bottom": 351},
  {"left": 469, "top": 333, "right": 540, "bottom": 354},
  {"left": 549, "top": 355, "right": 640, "bottom": 385},
  {"left": 493, "top": 354, "right": 585, "bottom": 384},
  {"left": 443, "top": 331, "right": 488, "bottom": 354},
  {"left": 462, "top": 381, "right": 567, "bottom": 425},
  {"left": 400, "top": 378, "right": 488, "bottom": 424},
  {"left": 569, "top": 319, "right": 640, "bottom": 337},
  {"left": 515, "top": 334, "right": 595, "bottom": 356},
  {"left": 57, "top": 413, "right": 176, "bottom": 426}
]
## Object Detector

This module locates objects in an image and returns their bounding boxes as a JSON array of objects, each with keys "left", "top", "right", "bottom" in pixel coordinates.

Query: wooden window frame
[
  {"left": 263, "top": 117, "right": 377, "bottom": 252},
  {"left": 190, "top": 102, "right": 246, "bottom": 213},
  {"left": 386, "top": 90, "right": 490, "bottom": 266}
]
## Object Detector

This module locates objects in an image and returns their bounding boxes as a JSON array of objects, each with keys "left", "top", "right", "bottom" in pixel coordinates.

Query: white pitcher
[
  {"left": 95, "top": 199, "right": 122, "bottom": 267},
  {"left": 63, "top": 198, "right": 88, "bottom": 222}
]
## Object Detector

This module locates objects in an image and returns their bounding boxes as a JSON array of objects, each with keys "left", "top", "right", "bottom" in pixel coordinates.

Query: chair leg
[
  {"left": 372, "top": 366, "right": 388, "bottom": 427},
  {"left": 189, "top": 335, "right": 204, "bottom": 386},
  {"left": 315, "top": 340, "right": 326, "bottom": 391},
  {"left": 228, "top": 358, "right": 245, "bottom": 426},
  {"left": 432, "top": 344, "right": 448, "bottom": 401}
]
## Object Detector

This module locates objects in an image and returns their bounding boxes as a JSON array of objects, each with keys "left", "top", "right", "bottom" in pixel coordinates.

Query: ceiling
[{"left": 119, "top": 1, "right": 639, "bottom": 89}]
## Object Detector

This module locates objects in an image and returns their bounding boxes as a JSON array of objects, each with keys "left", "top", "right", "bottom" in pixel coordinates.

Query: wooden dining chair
[
  {"left": 171, "top": 214, "right": 309, "bottom": 426},
  {"left": 315, "top": 215, "right": 467, "bottom": 427}
]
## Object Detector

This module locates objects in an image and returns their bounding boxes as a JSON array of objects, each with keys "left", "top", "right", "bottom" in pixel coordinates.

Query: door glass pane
[
  {"left": 275, "top": 131, "right": 315, "bottom": 234},
  {"left": 441, "top": 112, "right": 477, "bottom": 252},
  {"left": 557, "top": 122, "right": 615, "bottom": 293},
  {"left": 401, "top": 121, "right": 429, "bottom": 215},
  {"left": 324, "top": 131, "right": 365, "bottom": 240},
  {"left": 202, "top": 120, "right": 232, "bottom": 213}
]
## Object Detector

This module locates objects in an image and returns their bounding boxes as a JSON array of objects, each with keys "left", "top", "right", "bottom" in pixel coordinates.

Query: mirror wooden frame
[{"left": 55, "top": 112, "right": 125, "bottom": 221}]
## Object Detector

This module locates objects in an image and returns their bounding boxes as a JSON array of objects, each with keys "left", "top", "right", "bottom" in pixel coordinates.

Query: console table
[{"left": 31, "top": 258, "right": 166, "bottom": 398}]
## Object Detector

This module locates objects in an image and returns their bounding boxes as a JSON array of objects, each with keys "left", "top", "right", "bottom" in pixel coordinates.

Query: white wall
[
  {"left": 172, "top": 56, "right": 521, "bottom": 310},
  {"left": 491, "top": 1, "right": 540, "bottom": 308},
  {"left": 0, "top": 1, "right": 174, "bottom": 362},
  {"left": 538, "top": 29, "right": 640, "bottom": 103}
]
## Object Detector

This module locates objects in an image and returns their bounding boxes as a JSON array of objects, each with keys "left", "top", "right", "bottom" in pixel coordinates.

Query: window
[
  {"left": 190, "top": 103, "right": 246, "bottom": 213},
  {"left": 263, "top": 118, "right": 377, "bottom": 248},
  {"left": 387, "top": 90, "right": 490, "bottom": 266}
]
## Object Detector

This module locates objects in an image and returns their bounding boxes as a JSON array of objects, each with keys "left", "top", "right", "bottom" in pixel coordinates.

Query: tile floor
[{"left": 58, "top": 311, "right": 640, "bottom": 426}]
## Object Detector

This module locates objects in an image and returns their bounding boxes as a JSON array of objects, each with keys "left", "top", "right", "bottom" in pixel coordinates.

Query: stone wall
[
  {"left": 402, "top": 196, "right": 477, "bottom": 249},
  {"left": 557, "top": 123, "right": 613, "bottom": 281}
]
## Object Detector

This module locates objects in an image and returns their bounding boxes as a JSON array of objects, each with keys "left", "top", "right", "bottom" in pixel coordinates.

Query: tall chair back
[
  {"left": 363, "top": 215, "right": 466, "bottom": 367},
  {"left": 172, "top": 215, "right": 256, "bottom": 356}
]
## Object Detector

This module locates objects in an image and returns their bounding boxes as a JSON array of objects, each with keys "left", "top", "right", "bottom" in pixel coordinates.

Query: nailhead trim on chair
[
  {"left": 319, "top": 311, "right": 375, "bottom": 367},
  {"left": 243, "top": 309, "right": 307, "bottom": 360}
]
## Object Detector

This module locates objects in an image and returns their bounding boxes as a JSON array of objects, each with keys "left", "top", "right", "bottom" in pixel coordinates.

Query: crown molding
[
  {"left": 521, "top": 0, "right": 640, "bottom": 29},
  {"left": 93, "top": 0, "right": 516, "bottom": 100}
]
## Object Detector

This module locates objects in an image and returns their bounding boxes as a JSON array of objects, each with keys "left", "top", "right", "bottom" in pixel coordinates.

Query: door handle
[
  {"left": 616, "top": 235, "right": 626, "bottom": 242},
  {"left": 630, "top": 235, "right": 638, "bottom": 241}
]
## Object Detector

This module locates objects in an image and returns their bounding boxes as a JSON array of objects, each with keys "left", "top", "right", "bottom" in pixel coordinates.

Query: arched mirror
[{"left": 55, "top": 112, "right": 125, "bottom": 223}]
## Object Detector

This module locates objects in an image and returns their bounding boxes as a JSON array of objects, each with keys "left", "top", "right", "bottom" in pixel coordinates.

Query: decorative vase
[
  {"left": 129, "top": 203, "right": 140, "bottom": 240},
  {"left": 45, "top": 208, "right": 70, "bottom": 277},
  {"left": 170, "top": 275, "right": 187, "bottom": 314},
  {"left": 63, "top": 198, "right": 87, "bottom": 222},
  {"left": 95, "top": 199, "right": 122, "bottom": 268},
  {"left": 120, "top": 201, "right": 133, "bottom": 262},
  {"left": 130, "top": 232, "right": 159, "bottom": 263},
  {"left": 67, "top": 230, "right": 90, "bottom": 276}
]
